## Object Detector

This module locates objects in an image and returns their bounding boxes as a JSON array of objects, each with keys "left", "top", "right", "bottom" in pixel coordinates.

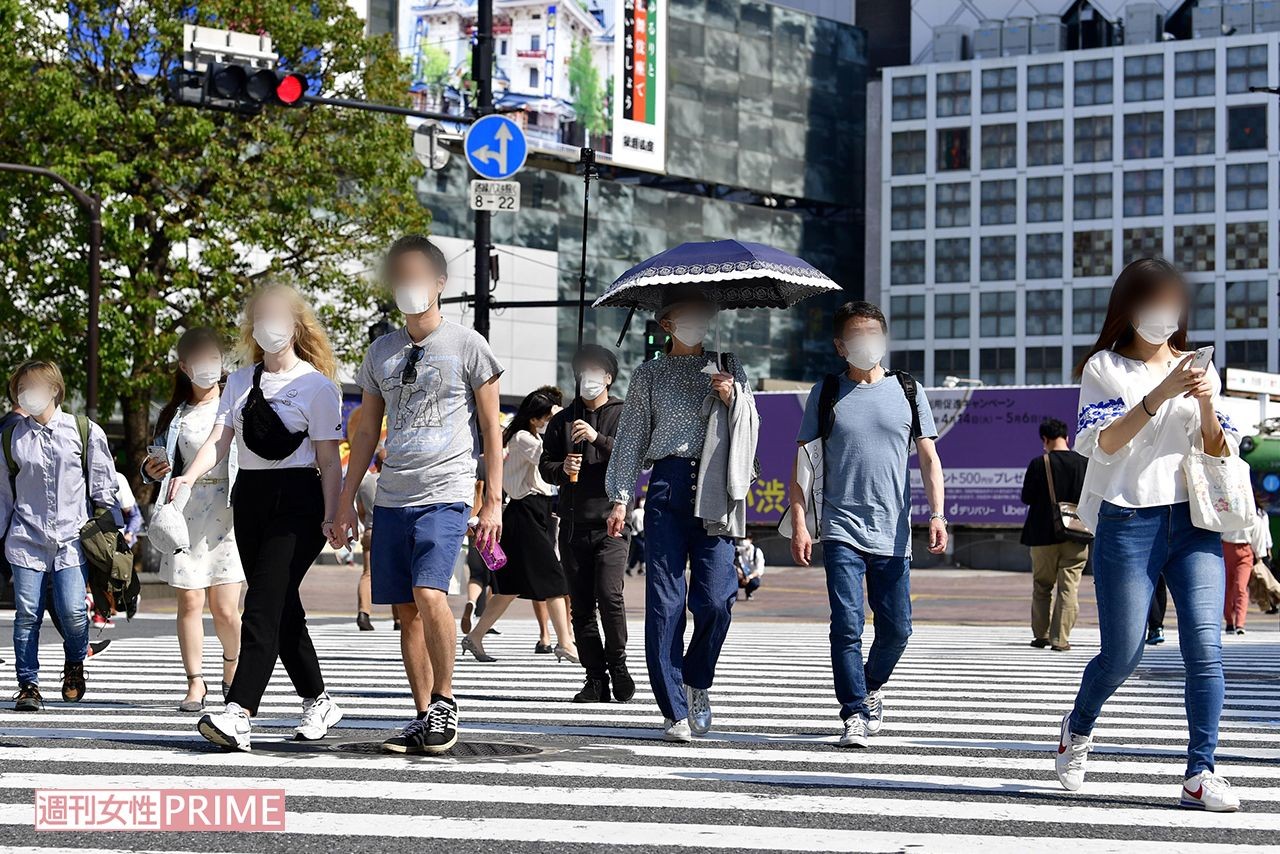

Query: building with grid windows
[{"left": 875, "top": 28, "right": 1280, "bottom": 386}]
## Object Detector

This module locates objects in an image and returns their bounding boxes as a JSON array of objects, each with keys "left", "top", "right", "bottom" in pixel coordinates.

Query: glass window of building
[
  {"left": 1124, "top": 54, "right": 1164, "bottom": 101},
  {"left": 890, "top": 185, "right": 926, "bottom": 230},
  {"left": 980, "top": 291, "right": 1017, "bottom": 337},
  {"left": 937, "top": 127, "right": 970, "bottom": 171},
  {"left": 935, "top": 348, "right": 971, "bottom": 378},
  {"left": 980, "top": 180, "right": 1017, "bottom": 226},
  {"left": 528, "top": 67, "right": 538, "bottom": 87},
  {"left": 1225, "top": 281, "right": 1269, "bottom": 329},
  {"left": 1073, "top": 230, "right": 1113, "bottom": 278},
  {"left": 980, "top": 235, "right": 1017, "bottom": 281},
  {"left": 890, "top": 240, "right": 926, "bottom": 284},
  {"left": 1173, "top": 224, "right": 1216, "bottom": 273},
  {"left": 981, "top": 66, "right": 1017, "bottom": 113},
  {"left": 892, "top": 75, "right": 927, "bottom": 121},
  {"left": 1074, "top": 59, "right": 1113, "bottom": 106},
  {"left": 1123, "top": 226, "right": 1163, "bottom": 264},
  {"left": 1190, "top": 281, "right": 1215, "bottom": 331},
  {"left": 936, "top": 71, "right": 971, "bottom": 117},
  {"left": 1174, "top": 50, "right": 1215, "bottom": 97},
  {"left": 1124, "top": 112, "right": 1163, "bottom": 159},
  {"left": 1026, "top": 233, "right": 1063, "bottom": 280},
  {"left": 890, "top": 294, "right": 926, "bottom": 338},
  {"left": 1174, "top": 108, "right": 1215, "bottom": 156},
  {"left": 1025, "top": 346, "right": 1064, "bottom": 384},
  {"left": 981, "top": 124, "right": 1018, "bottom": 169},
  {"left": 1227, "top": 105, "right": 1268, "bottom": 152},
  {"left": 935, "top": 293, "right": 971, "bottom": 339},
  {"left": 1173, "top": 166, "right": 1215, "bottom": 214},
  {"left": 1225, "top": 221, "right": 1269, "bottom": 270},
  {"left": 1226, "top": 162, "right": 1269, "bottom": 211},
  {"left": 895, "top": 349, "right": 926, "bottom": 376},
  {"left": 935, "top": 182, "right": 971, "bottom": 228},
  {"left": 1227, "top": 45, "right": 1269, "bottom": 94},
  {"left": 1123, "top": 169, "right": 1163, "bottom": 217},
  {"left": 1026, "top": 177, "right": 1063, "bottom": 223},
  {"left": 1074, "top": 116, "right": 1113, "bottom": 163},
  {"left": 1027, "top": 63, "right": 1064, "bottom": 110},
  {"left": 891, "top": 131, "right": 926, "bottom": 175},
  {"left": 1025, "top": 290, "right": 1064, "bottom": 335},
  {"left": 1226, "top": 339, "right": 1271, "bottom": 371},
  {"left": 980, "top": 348, "right": 1018, "bottom": 385},
  {"left": 935, "top": 238, "right": 970, "bottom": 284},
  {"left": 1073, "top": 287, "right": 1109, "bottom": 334},
  {"left": 1027, "top": 120, "right": 1064, "bottom": 166},
  {"left": 1073, "top": 172, "right": 1113, "bottom": 220}
]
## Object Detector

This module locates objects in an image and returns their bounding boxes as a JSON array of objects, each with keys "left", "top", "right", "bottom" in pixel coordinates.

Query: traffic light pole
[
  {"left": 0, "top": 163, "right": 102, "bottom": 421},
  {"left": 472, "top": 0, "right": 495, "bottom": 340}
]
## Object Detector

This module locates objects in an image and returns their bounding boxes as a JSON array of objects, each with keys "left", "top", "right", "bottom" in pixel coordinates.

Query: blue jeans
[
  {"left": 1070, "top": 501, "right": 1224, "bottom": 777},
  {"left": 644, "top": 458, "right": 736, "bottom": 721},
  {"left": 824, "top": 541, "right": 912, "bottom": 720},
  {"left": 11, "top": 564, "right": 89, "bottom": 686}
]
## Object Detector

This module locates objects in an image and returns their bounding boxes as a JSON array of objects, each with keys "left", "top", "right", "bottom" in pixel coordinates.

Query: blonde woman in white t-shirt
[{"left": 1055, "top": 259, "right": 1241, "bottom": 812}]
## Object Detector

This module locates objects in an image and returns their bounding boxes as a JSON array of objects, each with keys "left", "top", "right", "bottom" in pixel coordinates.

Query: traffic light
[
  {"left": 644, "top": 320, "right": 667, "bottom": 362},
  {"left": 170, "top": 62, "right": 308, "bottom": 115}
]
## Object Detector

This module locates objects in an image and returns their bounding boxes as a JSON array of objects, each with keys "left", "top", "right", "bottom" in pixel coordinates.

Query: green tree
[
  {"left": 417, "top": 42, "right": 453, "bottom": 107},
  {"left": 567, "top": 36, "right": 605, "bottom": 141},
  {"left": 0, "top": 0, "right": 430, "bottom": 487}
]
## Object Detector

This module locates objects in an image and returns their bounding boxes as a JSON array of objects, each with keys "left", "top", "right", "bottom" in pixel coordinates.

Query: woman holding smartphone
[
  {"left": 170, "top": 283, "right": 346, "bottom": 751},
  {"left": 142, "top": 328, "right": 244, "bottom": 712},
  {"left": 1057, "top": 259, "right": 1240, "bottom": 812}
]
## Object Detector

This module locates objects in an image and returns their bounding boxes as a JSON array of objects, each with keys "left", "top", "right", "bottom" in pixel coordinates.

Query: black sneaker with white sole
[
  {"left": 381, "top": 716, "right": 431, "bottom": 754},
  {"left": 420, "top": 696, "right": 459, "bottom": 755}
]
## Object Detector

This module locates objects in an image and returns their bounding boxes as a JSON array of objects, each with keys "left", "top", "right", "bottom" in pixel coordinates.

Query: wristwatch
[{"left": 929, "top": 512, "right": 948, "bottom": 525}]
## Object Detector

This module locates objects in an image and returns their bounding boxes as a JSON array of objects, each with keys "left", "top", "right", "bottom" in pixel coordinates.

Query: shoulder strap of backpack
[
  {"left": 888, "top": 370, "right": 921, "bottom": 441},
  {"left": 817, "top": 373, "right": 841, "bottom": 441},
  {"left": 2, "top": 423, "right": 17, "bottom": 495},
  {"left": 76, "top": 414, "right": 94, "bottom": 510}
]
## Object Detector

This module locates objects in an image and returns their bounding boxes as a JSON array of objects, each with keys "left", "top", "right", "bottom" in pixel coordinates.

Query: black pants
[
  {"left": 227, "top": 468, "right": 327, "bottom": 713},
  {"left": 560, "top": 524, "right": 628, "bottom": 679},
  {"left": 1148, "top": 574, "right": 1168, "bottom": 632}
]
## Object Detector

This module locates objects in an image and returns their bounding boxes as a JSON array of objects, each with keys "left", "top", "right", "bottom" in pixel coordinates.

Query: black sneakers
[
  {"left": 383, "top": 696, "right": 459, "bottom": 755},
  {"left": 609, "top": 664, "right": 636, "bottom": 703},
  {"left": 14, "top": 683, "right": 43, "bottom": 712},
  {"left": 573, "top": 676, "right": 611, "bottom": 704},
  {"left": 61, "top": 662, "right": 86, "bottom": 702},
  {"left": 381, "top": 716, "right": 431, "bottom": 754}
]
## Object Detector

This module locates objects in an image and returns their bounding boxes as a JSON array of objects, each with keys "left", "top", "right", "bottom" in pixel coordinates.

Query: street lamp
[{"left": 0, "top": 163, "right": 102, "bottom": 421}]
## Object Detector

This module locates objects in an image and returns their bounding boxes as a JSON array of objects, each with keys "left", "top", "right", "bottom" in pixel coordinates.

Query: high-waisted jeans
[{"left": 1069, "top": 501, "right": 1225, "bottom": 776}]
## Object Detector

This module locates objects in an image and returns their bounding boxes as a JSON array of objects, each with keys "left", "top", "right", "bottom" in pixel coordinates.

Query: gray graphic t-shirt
[{"left": 356, "top": 321, "right": 503, "bottom": 507}]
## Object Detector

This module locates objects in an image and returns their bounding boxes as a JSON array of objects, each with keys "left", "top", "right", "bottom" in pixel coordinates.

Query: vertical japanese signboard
[{"left": 612, "top": 0, "right": 666, "bottom": 172}]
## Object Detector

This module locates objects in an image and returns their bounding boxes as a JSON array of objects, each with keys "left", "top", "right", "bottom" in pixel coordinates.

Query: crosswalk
[{"left": 1, "top": 619, "right": 1278, "bottom": 852}]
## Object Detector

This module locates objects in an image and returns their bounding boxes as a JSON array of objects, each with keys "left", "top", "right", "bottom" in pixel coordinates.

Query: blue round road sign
[
  {"left": 1263, "top": 473, "right": 1280, "bottom": 494},
  {"left": 464, "top": 115, "right": 528, "bottom": 180}
]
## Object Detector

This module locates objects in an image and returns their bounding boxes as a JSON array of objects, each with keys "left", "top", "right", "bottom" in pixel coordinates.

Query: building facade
[{"left": 877, "top": 26, "right": 1280, "bottom": 386}]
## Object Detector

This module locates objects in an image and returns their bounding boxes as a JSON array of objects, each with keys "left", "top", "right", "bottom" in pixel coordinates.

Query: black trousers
[
  {"left": 227, "top": 468, "right": 327, "bottom": 713},
  {"left": 1148, "top": 574, "right": 1168, "bottom": 632},
  {"left": 560, "top": 524, "right": 628, "bottom": 679}
]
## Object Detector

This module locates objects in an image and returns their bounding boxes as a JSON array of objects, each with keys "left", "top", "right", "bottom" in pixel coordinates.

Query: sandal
[
  {"left": 178, "top": 674, "right": 207, "bottom": 713},
  {"left": 222, "top": 655, "right": 237, "bottom": 701}
]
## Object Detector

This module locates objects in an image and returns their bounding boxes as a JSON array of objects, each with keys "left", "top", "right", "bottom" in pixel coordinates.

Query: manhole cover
[{"left": 329, "top": 740, "right": 543, "bottom": 758}]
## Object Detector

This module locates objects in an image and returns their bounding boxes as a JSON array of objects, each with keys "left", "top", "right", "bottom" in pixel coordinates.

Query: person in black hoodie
[{"left": 540, "top": 344, "right": 633, "bottom": 703}]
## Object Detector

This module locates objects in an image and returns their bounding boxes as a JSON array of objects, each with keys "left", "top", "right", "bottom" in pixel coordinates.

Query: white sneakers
[
  {"left": 197, "top": 694, "right": 344, "bottom": 751},
  {"left": 295, "top": 692, "right": 344, "bottom": 741},
  {"left": 198, "top": 702, "right": 252, "bottom": 751},
  {"left": 838, "top": 714, "right": 869, "bottom": 749},
  {"left": 1180, "top": 771, "right": 1241, "bottom": 812},
  {"left": 662, "top": 718, "right": 692, "bottom": 743},
  {"left": 864, "top": 689, "right": 885, "bottom": 735},
  {"left": 685, "top": 685, "right": 712, "bottom": 736},
  {"left": 1055, "top": 712, "right": 1093, "bottom": 791}
]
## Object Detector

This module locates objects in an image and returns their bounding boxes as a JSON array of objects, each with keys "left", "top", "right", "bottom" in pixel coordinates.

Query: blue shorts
[{"left": 370, "top": 503, "right": 468, "bottom": 603}]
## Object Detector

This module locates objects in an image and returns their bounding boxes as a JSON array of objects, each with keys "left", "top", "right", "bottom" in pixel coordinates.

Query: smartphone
[
  {"left": 146, "top": 445, "right": 169, "bottom": 466},
  {"left": 1190, "top": 345, "right": 1214, "bottom": 372}
]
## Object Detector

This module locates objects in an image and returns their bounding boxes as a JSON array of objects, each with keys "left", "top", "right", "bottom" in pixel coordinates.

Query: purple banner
[{"left": 747, "top": 385, "right": 1082, "bottom": 528}]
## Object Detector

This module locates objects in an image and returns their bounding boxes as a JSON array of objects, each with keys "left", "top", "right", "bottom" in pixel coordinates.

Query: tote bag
[{"left": 1181, "top": 417, "right": 1252, "bottom": 533}]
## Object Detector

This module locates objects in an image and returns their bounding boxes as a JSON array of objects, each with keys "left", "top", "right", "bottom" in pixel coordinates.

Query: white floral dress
[{"left": 159, "top": 400, "right": 245, "bottom": 590}]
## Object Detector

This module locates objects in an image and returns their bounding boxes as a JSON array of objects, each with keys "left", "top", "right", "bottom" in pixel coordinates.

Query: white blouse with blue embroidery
[{"left": 1074, "top": 349, "right": 1239, "bottom": 530}]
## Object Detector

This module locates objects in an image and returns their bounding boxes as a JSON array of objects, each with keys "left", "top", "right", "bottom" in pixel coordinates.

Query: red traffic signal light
[
  {"left": 197, "top": 62, "right": 308, "bottom": 112},
  {"left": 274, "top": 72, "right": 307, "bottom": 106}
]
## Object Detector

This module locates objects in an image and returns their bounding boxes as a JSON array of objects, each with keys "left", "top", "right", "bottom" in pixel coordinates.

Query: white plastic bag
[{"left": 148, "top": 483, "right": 192, "bottom": 555}]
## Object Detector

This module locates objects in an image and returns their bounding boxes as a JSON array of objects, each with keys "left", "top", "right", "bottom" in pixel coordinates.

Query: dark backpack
[
  {"left": 241, "top": 363, "right": 308, "bottom": 460},
  {"left": 817, "top": 370, "right": 922, "bottom": 443}
]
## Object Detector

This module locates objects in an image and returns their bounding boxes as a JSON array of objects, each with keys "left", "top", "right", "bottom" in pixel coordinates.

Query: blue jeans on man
[
  {"left": 644, "top": 458, "right": 736, "bottom": 722},
  {"left": 11, "top": 564, "right": 89, "bottom": 686},
  {"left": 1070, "top": 501, "right": 1224, "bottom": 776},
  {"left": 824, "top": 541, "right": 912, "bottom": 720}
]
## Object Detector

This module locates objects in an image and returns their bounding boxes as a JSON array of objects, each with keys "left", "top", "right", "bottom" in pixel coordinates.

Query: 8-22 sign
[{"left": 469, "top": 180, "right": 521, "bottom": 212}]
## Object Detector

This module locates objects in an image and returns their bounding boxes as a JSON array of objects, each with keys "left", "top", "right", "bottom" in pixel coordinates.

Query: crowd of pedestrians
[{"left": 2, "top": 245, "right": 1275, "bottom": 816}]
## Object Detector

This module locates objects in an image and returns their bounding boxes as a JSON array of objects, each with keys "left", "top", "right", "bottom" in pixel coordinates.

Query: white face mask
[
  {"left": 17, "top": 387, "right": 54, "bottom": 416},
  {"left": 252, "top": 318, "right": 294, "bottom": 355},
  {"left": 535, "top": 422, "right": 547, "bottom": 436},
  {"left": 578, "top": 370, "right": 608, "bottom": 401},
  {"left": 394, "top": 281, "right": 437, "bottom": 316},
  {"left": 187, "top": 361, "right": 223, "bottom": 390},
  {"left": 670, "top": 319, "right": 710, "bottom": 348},
  {"left": 844, "top": 333, "right": 888, "bottom": 371},
  {"left": 1133, "top": 307, "right": 1181, "bottom": 346}
]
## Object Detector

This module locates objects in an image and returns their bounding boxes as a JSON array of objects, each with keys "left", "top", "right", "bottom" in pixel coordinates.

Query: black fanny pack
[{"left": 241, "top": 363, "right": 308, "bottom": 460}]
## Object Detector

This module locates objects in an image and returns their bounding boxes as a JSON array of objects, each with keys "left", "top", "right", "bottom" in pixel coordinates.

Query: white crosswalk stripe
[{"left": 1, "top": 620, "right": 1277, "bottom": 851}]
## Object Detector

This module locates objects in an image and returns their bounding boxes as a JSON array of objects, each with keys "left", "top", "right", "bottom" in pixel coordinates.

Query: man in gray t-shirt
[{"left": 788, "top": 300, "right": 948, "bottom": 751}]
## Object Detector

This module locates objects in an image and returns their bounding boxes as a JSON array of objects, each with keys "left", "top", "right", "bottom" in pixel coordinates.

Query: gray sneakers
[
  {"left": 838, "top": 714, "right": 869, "bottom": 748},
  {"left": 685, "top": 685, "right": 712, "bottom": 735}
]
